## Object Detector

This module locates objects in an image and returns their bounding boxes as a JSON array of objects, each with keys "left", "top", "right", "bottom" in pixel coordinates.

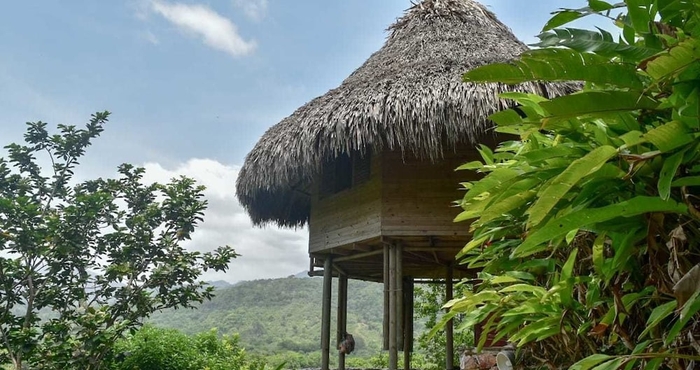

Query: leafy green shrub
[
  {"left": 444, "top": 1, "right": 700, "bottom": 369},
  {"left": 108, "top": 326, "right": 253, "bottom": 370},
  {"left": 109, "top": 326, "right": 204, "bottom": 370},
  {"left": 194, "top": 329, "right": 248, "bottom": 370}
]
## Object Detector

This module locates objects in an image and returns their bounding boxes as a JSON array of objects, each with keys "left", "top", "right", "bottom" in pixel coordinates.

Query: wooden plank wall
[
  {"left": 308, "top": 155, "right": 383, "bottom": 252},
  {"left": 380, "top": 146, "right": 482, "bottom": 237},
  {"left": 308, "top": 135, "right": 505, "bottom": 252}
]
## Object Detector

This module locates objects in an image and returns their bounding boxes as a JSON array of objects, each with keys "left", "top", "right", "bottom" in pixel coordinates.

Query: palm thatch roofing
[{"left": 237, "top": 0, "right": 576, "bottom": 227}]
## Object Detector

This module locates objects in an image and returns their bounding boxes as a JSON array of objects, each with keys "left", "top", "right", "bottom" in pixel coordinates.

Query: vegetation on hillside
[
  {"left": 149, "top": 276, "right": 471, "bottom": 369},
  {"left": 149, "top": 276, "right": 387, "bottom": 368},
  {"left": 447, "top": 0, "right": 700, "bottom": 369}
]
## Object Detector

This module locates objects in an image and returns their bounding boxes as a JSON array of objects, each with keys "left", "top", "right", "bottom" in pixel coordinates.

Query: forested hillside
[{"left": 148, "top": 276, "right": 389, "bottom": 365}]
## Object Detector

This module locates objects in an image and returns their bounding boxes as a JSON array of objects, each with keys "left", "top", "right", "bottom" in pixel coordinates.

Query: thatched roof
[{"left": 237, "top": 0, "right": 575, "bottom": 227}]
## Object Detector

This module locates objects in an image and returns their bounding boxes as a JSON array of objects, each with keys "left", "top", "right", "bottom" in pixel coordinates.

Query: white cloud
[
  {"left": 150, "top": 1, "right": 256, "bottom": 58},
  {"left": 141, "top": 158, "right": 308, "bottom": 283},
  {"left": 232, "top": 0, "right": 268, "bottom": 21}
]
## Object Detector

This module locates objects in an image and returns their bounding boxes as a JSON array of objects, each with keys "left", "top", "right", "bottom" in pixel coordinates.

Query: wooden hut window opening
[
  {"left": 320, "top": 150, "right": 371, "bottom": 197},
  {"left": 352, "top": 151, "right": 371, "bottom": 185}
]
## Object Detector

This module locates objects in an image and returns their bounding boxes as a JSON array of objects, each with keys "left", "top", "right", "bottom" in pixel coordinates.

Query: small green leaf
[
  {"left": 461, "top": 168, "right": 520, "bottom": 204},
  {"left": 658, "top": 148, "right": 686, "bottom": 200},
  {"left": 561, "top": 248, "right": 579, "bottom": 282},
  {"left": 639, "top": 300, "right": 677, "bottom": 338},
  {"left": 619, "top": 130, "right": 646, "bottom": 147},
  {"left": 543, "top": 10, "right": 585, "bottom": 31},
  {"left": 505, "top": 271, "right": 536, "bottom": 281},
  {"left": 592, "top": 233, "right": 606, "bottom": 276},
  {"left": 565, "top": 228, "right": 579, "bottom": 245},
  {"left": 477, "top": 144, "right": 495, "bottom": 165},
  {"left": 570, "top": 354, "right": 615, "bottom": 370},
  {"left": 671, "top": 176, "right": 700, "bottom": 187},
  {"left": 665, "top": 291, "right": 700, "bottom": 346},
  {"left": 488, "top": 275, "right": 522, "bottom": 284},
  {"left": 643, "top": 357, "right": 663, "bottom": 370},
  {"left": 592, "top": 357, "right": 626, "bottom": 370},
  {"left": 560, "top": 248, "right": 579, "bottom": 307},
  {"left": 644, "top": 121, "right": 694, "bottom": 152},
  {"left": 520, "top": 145, "right": 585, "bottom": 164},
  {"left": 456, "top": 234, "right": 490, "bottom": 257},
  {"left": 540, "top": 91, "right": 658, "bottom": 120},
  {"left": 499, "top": 284, "right": 547, "bottom": 296},
  {"left": 625, "top": 0, "right": 652, "bottom": 31},
  {"left": 645, "top": 38, "right": 700, "bottom": 80},
  {"left": 488, "top": 109, "right": 525, "bottom": 126},
  {"left": 589, "top": 0, "right": 614, "bottom": 11}
]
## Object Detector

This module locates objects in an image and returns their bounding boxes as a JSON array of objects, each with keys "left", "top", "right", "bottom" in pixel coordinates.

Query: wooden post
[
  {"left": 396, "top": 244, "right": 403, "bottom": 348},
  {"left": 389, "top": 245, "right": 398, "bottom": 370},
  {"left": 445, "top": 265, "right": 454, "bottom": 370},
  {"left": 338, "top": 274, "right": 348, "bottom": 370},
  {"left": 383, "top": 244, "right": 390, "bottom": 350},
  {"left": 321, "top": 257, "right": 333, "bottom": 370},
  {"left": 403, "top": 278, "right": 414, "bottom": 370}
]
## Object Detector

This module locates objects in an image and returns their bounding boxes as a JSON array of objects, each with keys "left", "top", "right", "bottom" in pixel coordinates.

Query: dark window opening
[
  {"left": 320, "top": 149, "right": 371, "bottom": 197},
  {"left": 352, "top": 150, "right": 371, "bottom": 185}
]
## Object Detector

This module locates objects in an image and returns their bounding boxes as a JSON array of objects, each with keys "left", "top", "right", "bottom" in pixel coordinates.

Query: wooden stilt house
[{"left": 236, "top": 1, "right": 574, "bottom": 369}]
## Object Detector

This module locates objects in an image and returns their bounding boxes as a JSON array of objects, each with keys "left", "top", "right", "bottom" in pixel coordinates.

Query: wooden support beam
[
  {"left": 383, "top": 244, "right": 390, "bottom": 351},
  {"left": 333, "top": 263, "right": 348, "bottom": 277},
  {"left": 445, "top": 264, "right": 454, "bottom": 370},
  {"left": 338, "top": 274, "right": 348, "bottom": 370},
  {"left": 321, "top": 257, "right": 333, "bottom": 370},
  {"left": 405, "top": 250, "right": 443, "bottom": 265},
  {"left": 334, "top": 249, "right": 384, "bottom": 263},
  {"left": 389, "top": 245, "right": 398, "bottom": 370},
  {"left": 403, "top": 278, "right": 414, "bottom": 370},
  {"left": 404, "top": 247, "right": 464, "bottom": 252},
  {"left": 351, "top": 242, "right": 374, "bottom": 252},
  {"left": 413, "top": 279, "right": 462, "bottom": 285},
  {"left": 396, "top": 244, "right": 404, "bottom": 349}
]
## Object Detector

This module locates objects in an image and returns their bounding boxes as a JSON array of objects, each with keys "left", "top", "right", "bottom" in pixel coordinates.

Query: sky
[{"left": 0, "top": 0, "right": 618, "bottom": 283}]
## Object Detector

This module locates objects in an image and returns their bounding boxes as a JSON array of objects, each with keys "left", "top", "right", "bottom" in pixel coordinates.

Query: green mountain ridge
[{"left": 148, "top": 276, "right": 389, "bottom": 359}]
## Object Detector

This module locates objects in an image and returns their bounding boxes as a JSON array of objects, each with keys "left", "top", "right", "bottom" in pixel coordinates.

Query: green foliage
[
  {"left": 414, "top": 284, "right": 473, "bottom": 370},
  {"left": 147, "top": 277, "right": 388, "bottom": 368},
  {"left": 449, "top": 1, "right": 700, "bottom": 369},
  {"left": 0, "top": 113, "right": 237, "bottom": 370},
  {"left": 106, "top": 326, "right": 263, "bottom": 370}
]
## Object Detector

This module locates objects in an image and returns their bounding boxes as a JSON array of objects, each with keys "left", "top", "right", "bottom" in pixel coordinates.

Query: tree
[
  {"left": 443, "top": 0, "right": 700, "bottom": 369},
  {"left": 0, "top": 112, "right": 237, "bottom": 369}
]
